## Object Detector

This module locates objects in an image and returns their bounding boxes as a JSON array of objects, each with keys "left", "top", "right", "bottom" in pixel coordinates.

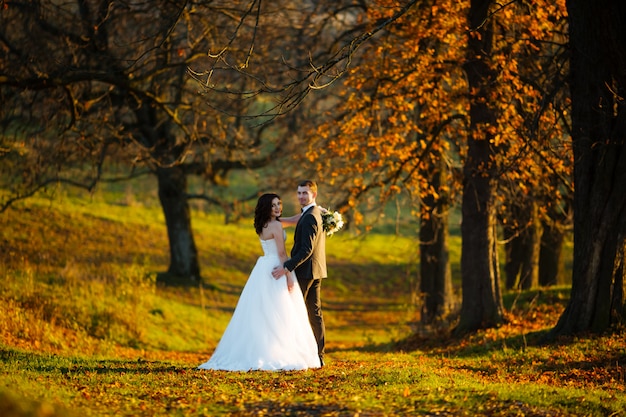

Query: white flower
[{"left": 321, "top": 208, "right": 344, "bottom": 236}]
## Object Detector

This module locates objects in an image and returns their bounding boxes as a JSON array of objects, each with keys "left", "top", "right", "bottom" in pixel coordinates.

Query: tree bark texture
[
  {"left": 157, "top": 166, "right": 201, "bottom": 282},
  {"left": 455, "top": 0, "right": 505, "bottom": 334},
  {"left": 552, "top": 0, "right": 626, "bottom": 335},
  {"left": 458, "top": 142, "right": 504, "bottom": 332}
]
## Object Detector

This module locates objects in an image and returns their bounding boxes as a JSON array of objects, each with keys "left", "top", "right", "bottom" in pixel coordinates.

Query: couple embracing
[{"left": 198, "top": 180, "right": 326, "bottom": 371}]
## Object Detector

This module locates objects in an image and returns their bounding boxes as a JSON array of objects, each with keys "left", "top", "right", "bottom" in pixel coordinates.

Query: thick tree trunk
[
  {"left": 156, "top": 165, "right": 201, "bottom": 284},
  {"left": 455, "top": 0, "right": 505, "bottom": 335},
  {"left": 551, "top": 0, "right": 626, "bottom": 335},
  {"left": 419, "top": 159, "right": 454, "bottom": 323},
  {"left": 134, "top": 99, "right": 201, "bottom": 285},
  {"left": 457, "top": 144, "right": 504, "bottom": 333}
]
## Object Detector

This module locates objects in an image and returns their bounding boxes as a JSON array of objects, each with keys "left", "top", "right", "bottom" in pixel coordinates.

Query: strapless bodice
[
  {"left": 260, "top": 238, "right": 279, "bottom": 257},
  {"left": 259, "top": 230, "right": 286, "bottom": 257}
]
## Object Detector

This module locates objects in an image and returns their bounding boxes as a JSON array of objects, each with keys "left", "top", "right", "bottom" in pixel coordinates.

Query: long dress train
[{"left": 198, "top": 238, "right": 321, "bottom": 371}]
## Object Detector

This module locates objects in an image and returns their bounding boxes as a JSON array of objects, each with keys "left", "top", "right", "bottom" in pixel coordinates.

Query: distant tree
[
  {"left": 539, "top": 201, "right": 572, "bottom": 287},
  {"left": 455, "top": 0, "right": 570, "bottom": 333},
  {"left": 303, "top": 0, "right": 468, "bottom": 322},
  {"left": 419, "top": 153, "right": 455, "bottom": 322},
  {"left": 455, "top": 0, "right": 506, "bottom": 333},
  {"left": 1, "top": 1, "right": 285, "bottom": 282},
  {"left": 0, "top": 0, "right": 357, "bottom": 283},
  {"left": 498, "top": 1, "right": 572, "bottom": 292},
  {"left": 503, "top": 201, "right": 541, "bottom": 290},
  {"left": 551, "top": 0, "right": 626, "bottom": 335},
  {"left": 297, "top": 0, "right": 569, "bottom": 330}
]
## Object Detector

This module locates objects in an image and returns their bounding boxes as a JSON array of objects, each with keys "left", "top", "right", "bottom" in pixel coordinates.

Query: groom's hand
[{"left": 271, "top": 265, "right": 286, "bottom": 279}]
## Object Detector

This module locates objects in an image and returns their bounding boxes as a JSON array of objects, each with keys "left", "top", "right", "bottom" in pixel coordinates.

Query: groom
[{"left": 272, "top": 180, "right": 327, "bottom": 366}]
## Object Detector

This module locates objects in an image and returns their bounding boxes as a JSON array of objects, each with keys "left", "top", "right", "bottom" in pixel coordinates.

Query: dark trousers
[{"left": 298, "top": 277, "right": 325, "bottom": 361}]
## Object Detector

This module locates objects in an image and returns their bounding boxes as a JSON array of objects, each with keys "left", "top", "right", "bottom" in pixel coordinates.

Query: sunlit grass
[
  {"left": 1, "top": 191, "right": 419, "bottom": 353},
  {"left": 1, "top": 188, "right": 622, "bottom": 417},
  {"left": 2, "top": 343, "right": 622, "bottom": 416}
]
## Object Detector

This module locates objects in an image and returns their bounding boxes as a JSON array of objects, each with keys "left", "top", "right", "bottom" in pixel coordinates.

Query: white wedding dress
[{"left": 198, "top": 237, "right": 321, "bottom": 371}]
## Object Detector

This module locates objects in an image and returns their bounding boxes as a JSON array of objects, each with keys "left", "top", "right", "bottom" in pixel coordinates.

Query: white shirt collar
[{"left": 302, "top": 202, "right": 316, "bottom": 213}]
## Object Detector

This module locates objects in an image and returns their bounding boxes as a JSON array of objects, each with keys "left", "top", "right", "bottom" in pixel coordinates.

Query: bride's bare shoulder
[
  {"left": 261, "top": 220, "right": 282, "bottom": 241},
  {"left": 266, "top": 219, "right": 283, "bottom": 232}
]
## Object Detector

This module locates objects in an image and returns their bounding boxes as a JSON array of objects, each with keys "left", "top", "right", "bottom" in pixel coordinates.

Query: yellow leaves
[{"left": 518, "top": 180, "right": 529, "bottom": 196}]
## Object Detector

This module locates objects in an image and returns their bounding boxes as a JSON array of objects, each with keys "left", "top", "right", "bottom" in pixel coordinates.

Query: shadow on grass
[
  {"left": 156, "top": 272, "right": 210, "bottom": 289},
  {"left": 393, "top": 324, "right": 569, "bottom": 357},
  {"left": 0, "top": 346, "right": 183, "bottom": 375},
  {"left": 239, "top": 400, "right": 352, "bottom": 417},
  {"left": 414, "top": 328, "right": 626, "bottom": 391},
  {"left": 393, "top": 321, "right": 626, "bottom": 387},
  {"left": 391, "top": 287, "right": 578, "bottom": 356},
  {"left": 324, "top": 299, "right": 404, "bottom": 312},
  {"left": 328, "top": 341, "right": 398, "bottom": 354}
]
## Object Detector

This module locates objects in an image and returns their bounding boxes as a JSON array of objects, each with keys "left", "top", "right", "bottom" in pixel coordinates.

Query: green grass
[{"left": 0, "top": 189, "right": 624, "bottom": 416}]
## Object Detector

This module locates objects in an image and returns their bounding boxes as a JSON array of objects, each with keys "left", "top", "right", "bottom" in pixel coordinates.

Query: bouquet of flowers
[{"left": 321, "top": 208, "right": 344, "bottom": 236}]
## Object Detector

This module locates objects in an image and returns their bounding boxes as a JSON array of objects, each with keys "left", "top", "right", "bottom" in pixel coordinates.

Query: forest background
[{"left": 1, "top": 0, "right": 626, "bottom": 415}]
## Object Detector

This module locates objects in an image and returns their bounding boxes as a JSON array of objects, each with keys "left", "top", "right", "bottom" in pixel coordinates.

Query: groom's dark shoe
[{"left": 319, "top": 356, "right": 325, "bottom": 367}]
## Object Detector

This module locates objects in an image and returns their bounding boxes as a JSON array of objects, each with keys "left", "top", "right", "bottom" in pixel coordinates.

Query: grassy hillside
[
  {"left": 0, "top": 189, "right": 624, "bottom": 416},
  {"left": 1, "top": 189, "right": 419, "bottom": 354}
]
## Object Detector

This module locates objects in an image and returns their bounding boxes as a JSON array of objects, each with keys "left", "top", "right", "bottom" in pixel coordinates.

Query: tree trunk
[
  {"left": 156, "top": 165, "right": 201, "bottom": 284},
  {"left": 539, "top": 221, "right": 565, "bottom": 286},
  {"left": 519, "top": 202, "right": 541, "bottom": 290},
  {"left": 504, "top": 202, "right": 542, "bottom": 290},
  {"left": 503, "top": 221, "right": 523, "bottom": 290},
  {"left": 455, "top": 0, "right": 505, "bottom": 335},
  {"left": 419, "top": 158, "right": 454, "bottom": 323},
  {"left": 457, "top": 144, "right": 504, "bottom": 333},
  {"left": 551, "top": 0, "right": 626, "bottom": 335}
]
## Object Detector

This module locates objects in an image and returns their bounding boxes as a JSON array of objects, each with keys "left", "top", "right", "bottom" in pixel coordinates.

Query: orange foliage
[{"left": 306, "top": 0, "right": 570, "bottom": 229}]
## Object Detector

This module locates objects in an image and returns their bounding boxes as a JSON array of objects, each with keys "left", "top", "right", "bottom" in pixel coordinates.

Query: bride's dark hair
[{"left": 254, "top": 193, "right": 281, "bottom": 235}]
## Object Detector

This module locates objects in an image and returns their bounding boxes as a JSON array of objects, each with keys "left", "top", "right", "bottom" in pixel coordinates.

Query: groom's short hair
[{"left": 299, "top": 180, "right": 317, "bottom": 193}]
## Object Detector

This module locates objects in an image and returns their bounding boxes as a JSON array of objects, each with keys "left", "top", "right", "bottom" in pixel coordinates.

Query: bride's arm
[
  {"left": 280, "top": 212, "right": 301, "bottom": 227},
  {"left": 271, "top": 221, "right": 295, "bottom": 291}
]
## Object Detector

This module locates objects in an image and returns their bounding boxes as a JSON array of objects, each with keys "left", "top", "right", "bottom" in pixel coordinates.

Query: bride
[{"left": 198, "top": 193, "right": 321, "bottom": 371}]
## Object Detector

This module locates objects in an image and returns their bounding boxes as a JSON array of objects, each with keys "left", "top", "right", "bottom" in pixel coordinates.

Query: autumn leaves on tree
[
  {"left": 2, "top": 0, "right": 624, "bottom": 335},
  {"left": 304, "top": 0, "right": 571, "bottom": 332}
]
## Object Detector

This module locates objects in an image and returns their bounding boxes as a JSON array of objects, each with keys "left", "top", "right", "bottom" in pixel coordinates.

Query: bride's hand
[{"left": 286, "top": 274, "right": 295, "bottom": 292}]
